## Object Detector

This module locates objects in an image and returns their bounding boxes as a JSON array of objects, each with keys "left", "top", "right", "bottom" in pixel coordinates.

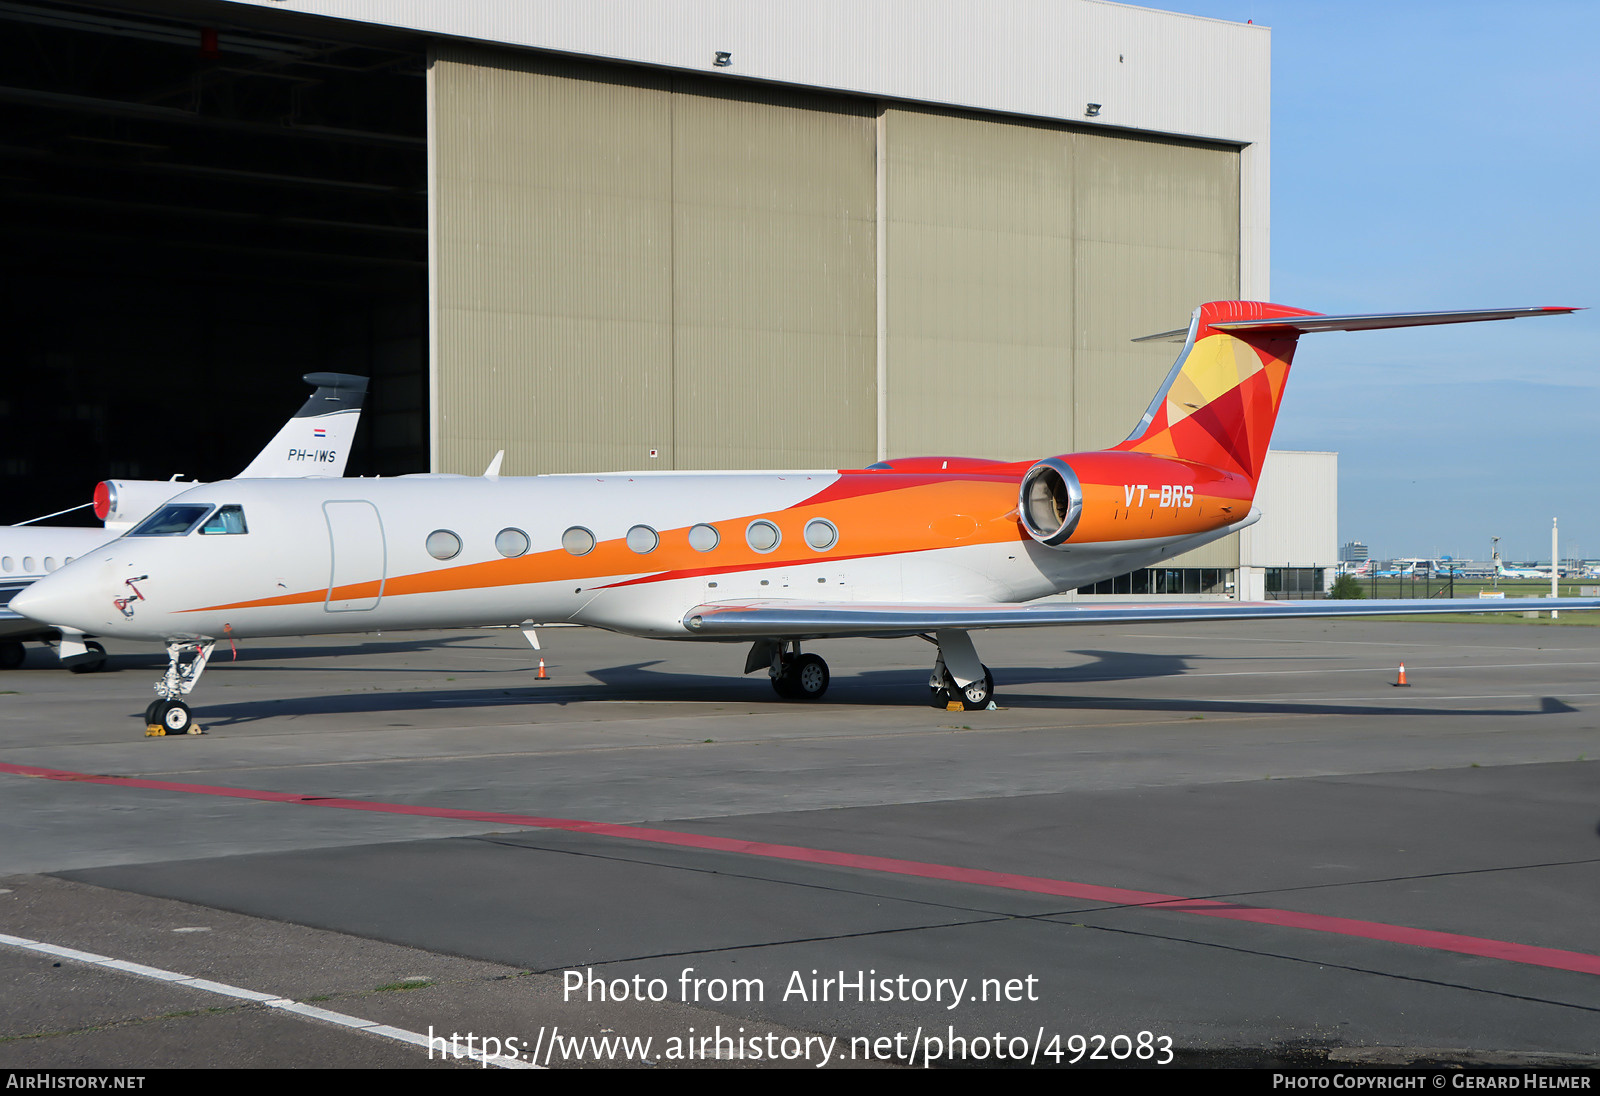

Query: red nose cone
[{"left": 93, "top": 481, "right": 112, "bottom": 521}]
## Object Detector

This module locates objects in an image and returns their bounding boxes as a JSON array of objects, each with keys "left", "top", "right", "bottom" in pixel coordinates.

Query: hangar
[{"left": 3, "top": 0, "right": 1327, "bottom": 595}]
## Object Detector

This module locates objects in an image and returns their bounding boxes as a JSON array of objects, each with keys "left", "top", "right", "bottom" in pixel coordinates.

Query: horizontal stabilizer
[
  {"left": 1135, "top": 305, "right": 1578, "bottom": 343},
  {"left": 1212, "top": 306, "right": 1579, "bottom": 334}
]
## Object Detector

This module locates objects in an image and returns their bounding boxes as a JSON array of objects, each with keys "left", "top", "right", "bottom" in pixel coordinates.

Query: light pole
[{"left": 1491, "top": 536, "right": 1500, "bottom": 590}]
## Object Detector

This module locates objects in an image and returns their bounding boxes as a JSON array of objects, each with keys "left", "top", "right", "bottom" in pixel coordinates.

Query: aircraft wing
[{"left": 681, "top": 597, "right": 1600, "bottom": 639}]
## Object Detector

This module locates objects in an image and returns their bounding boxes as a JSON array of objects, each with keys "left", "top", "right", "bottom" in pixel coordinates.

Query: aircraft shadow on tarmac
[
  {"left": 177, "top": 651, "right": 1581, "bottom": 726},
  {"left": 27, "top": 633, "right": 509, "bottom": 675}
]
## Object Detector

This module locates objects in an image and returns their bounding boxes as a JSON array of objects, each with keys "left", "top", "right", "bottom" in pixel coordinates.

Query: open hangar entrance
[{"left": 0, "top": 0, "right": 428, "bottom": 524}]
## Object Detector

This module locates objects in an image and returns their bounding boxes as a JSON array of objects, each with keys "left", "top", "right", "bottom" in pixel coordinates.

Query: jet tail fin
[
  {"left": 1120, "top": 302, "right": 1577, "bottom": 490},
  {"left": 235, "top": 373, "right": 369, "bottom": 478}
]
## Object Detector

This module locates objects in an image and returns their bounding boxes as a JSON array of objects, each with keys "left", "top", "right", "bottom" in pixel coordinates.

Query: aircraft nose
[{"left": 10, "top": 561, "right": 108, "bottom": 632}]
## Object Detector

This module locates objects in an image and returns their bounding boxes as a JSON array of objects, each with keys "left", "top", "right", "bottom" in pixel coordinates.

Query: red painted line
[{"left": 6, "top": 760, "right": 1598, "bottom": 977}]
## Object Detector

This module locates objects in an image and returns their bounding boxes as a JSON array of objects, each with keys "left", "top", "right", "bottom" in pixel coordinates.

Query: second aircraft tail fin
[{"left": 235, "top": 373, "right": 369, "bottom": 479}]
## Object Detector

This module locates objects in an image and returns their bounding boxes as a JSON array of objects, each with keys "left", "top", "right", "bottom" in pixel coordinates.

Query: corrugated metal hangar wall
[
  {"left": 429, "top": 46, "right": 879, "bottom": 475},
  {"left": 427, "top": 44, "right": 1240, "bottom": 484}
]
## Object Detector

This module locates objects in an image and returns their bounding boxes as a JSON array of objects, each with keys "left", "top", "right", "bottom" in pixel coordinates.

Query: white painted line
[
  {"left": 367, "top": 1024, "right": 435, "bottom": 1047},
  {"left": 0, "top": 931, "right": 538, "bottom": 1069},
  {"left": 100, "top": 959, "right": 190, "bottom": 981},
  {"left": 11, "top": 940, "right": 115, "bottom": 963},
  {"left": 276, "top": 1000, "right": 378, "bottom": 1024},
  {"left": 178, "top": 977, "right": 280, "bottom": 1002}
]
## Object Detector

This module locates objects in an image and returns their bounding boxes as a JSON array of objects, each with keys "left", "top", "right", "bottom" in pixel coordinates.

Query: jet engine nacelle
[
  {"left": 1017, "top": 457, "right": 1084, "bottom": 547},
  {"left": 93, "top": 479, "right": 196, "bottom": 530},
  {"left": 1020, "top": 450, "right": 1258, "bottom": 549}
]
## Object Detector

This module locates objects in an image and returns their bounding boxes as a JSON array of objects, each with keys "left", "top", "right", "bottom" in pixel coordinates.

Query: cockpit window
[
  {"left": 128, "top": 504, "right": 213, "bottom": 537},
  {"left": 199, "top": 505, "right": 248, "bottom": 535}
]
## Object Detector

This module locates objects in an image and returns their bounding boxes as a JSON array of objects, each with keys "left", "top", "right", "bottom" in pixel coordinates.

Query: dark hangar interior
[{"left": 2, "top": 0, "right": 429, "bottom": 523}]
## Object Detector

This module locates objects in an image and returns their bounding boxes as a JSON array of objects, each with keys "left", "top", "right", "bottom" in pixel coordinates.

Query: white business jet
[
  {"left": 0, "top": 373, "right": 367, "bottom": 672},
  {"left": 12, "top": 302, "right": 1598, "bottom": 734}
]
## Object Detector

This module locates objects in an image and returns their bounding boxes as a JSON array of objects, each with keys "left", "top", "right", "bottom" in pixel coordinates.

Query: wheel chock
[{"left": 145, "top": 724, "right": 205, "bottom": 737}]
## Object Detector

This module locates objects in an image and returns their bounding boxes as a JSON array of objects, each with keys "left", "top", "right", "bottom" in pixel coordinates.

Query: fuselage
[
  {"left": 1497, "top": 565, "right": 1543, "bottom": 580},
  {"left": 0, "top": 526, "right": 117, "bottom": 586},
  {"left": 14, "top": 459, "right": 1253, "bottom": 645}
]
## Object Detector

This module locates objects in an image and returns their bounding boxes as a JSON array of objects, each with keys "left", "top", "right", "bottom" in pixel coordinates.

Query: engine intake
[{"left": 1018, "top": 457, "right": 1083, "bottom": 547}]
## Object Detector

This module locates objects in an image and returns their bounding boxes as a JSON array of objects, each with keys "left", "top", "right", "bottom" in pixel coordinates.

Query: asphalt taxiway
[{"left": 1, "top": 619, "right": 1597, "bottom": 1068}]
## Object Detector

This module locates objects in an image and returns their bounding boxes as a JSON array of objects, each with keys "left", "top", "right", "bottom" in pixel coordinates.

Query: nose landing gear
[
  {"left": 145, "top": 698, "right": 196, "bottom": 735},
  {"left": 144, "top": 639, "right": 213, "bottom": 736}
]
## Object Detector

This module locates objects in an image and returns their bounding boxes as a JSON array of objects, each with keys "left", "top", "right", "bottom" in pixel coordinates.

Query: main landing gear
[
  {"left": 67, "top": 642, "right": 107, "bottom": 674},
  {"left": 930, "top": 662, "right": 994, "bottom": 710},
  {"left": 144, "top": 640, "right": 214, "bottom": 736},
  {"left": 744, "top": 629, "right": 999, "bottom": 710},
  {"left": 0, "top": 638, "right": 106, "bottom": 673},
  {"left": 55, "top": 630, "right": 108, "bottom": 674},
  {"left": 748, "top": 639, "right": 831, "bottom": 700},
  {"left": 926, "top": 629, "right": 996, "bottom": 711}
]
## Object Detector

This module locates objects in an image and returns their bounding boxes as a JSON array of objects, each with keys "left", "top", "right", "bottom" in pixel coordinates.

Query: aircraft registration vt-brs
[{"left": 13, "top": 301, "right": 1597, "bottom": 735}]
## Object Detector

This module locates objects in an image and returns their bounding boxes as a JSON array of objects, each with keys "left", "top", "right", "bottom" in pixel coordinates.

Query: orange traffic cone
[
  {"left": 537, "top": 658, "right": 548, "bottom": 679},
  {"left": 1393, "top": 663, "right": 1409, "bottom": 687}
]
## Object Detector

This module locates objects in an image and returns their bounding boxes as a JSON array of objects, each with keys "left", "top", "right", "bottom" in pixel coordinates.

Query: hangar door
[
  {"left": 883, "top": 107, "right": 1241, "bottom": 462},
  {"left": 880, "top": 110, "right": 1241, "bottom": 568},
  {"left": 428, "top": 45, "right": 877, "bottom": 477}
]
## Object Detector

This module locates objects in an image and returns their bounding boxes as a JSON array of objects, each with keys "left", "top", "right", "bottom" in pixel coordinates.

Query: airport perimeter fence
[
  {"left": 1371, "top": 575, "right": 1593, "bottom": 601},
  {"left": 1261, "top": 567, "right": 1480, "bottom": 600},
  {"left": 1353, "top": 574, "right": 1586, "bottom": 600},
  {"left": 1361, "top": 572, "right": 1456, "bottom": 600}
]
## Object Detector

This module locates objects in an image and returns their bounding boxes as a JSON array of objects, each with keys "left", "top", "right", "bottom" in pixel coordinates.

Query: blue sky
[{"left": 1152, "top": 1, "right": 1599, "bottom": 563}]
